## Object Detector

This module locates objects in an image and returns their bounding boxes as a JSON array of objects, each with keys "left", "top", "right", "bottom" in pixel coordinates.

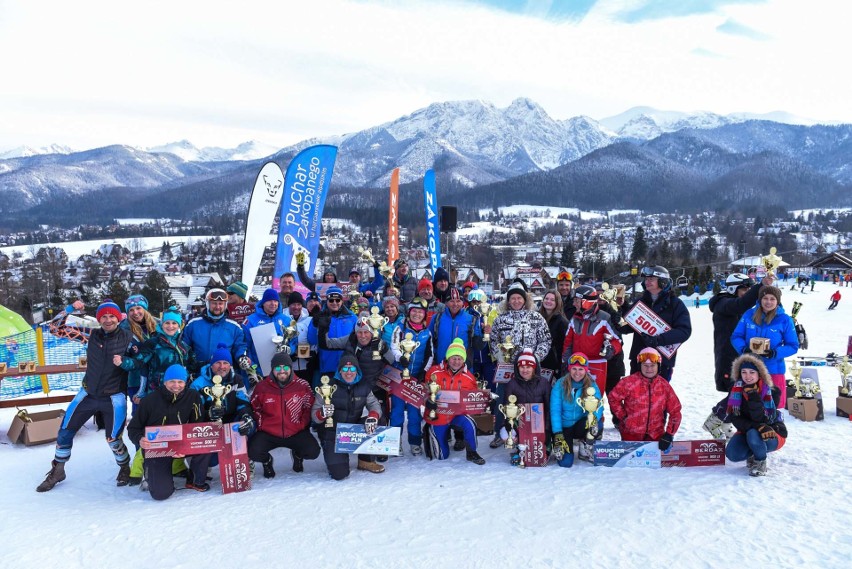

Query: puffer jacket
[
  {"left": 608, "top": 371, "right": 682, "bottom": 441},
  {"left": 390, "top": 320, "right": 434, "bottom": 378},
  {"left": 183, "top": 311, "right": 247, "bottom": 373},
  {"left": 550, "top": 376, "right": 603, "bottom": 433},
  {"left": 731, "top": 304, "right": 799, "bottom": 376},
  {"left": 708, "top": 283, "right": 763, "bottom": 392},
  {"left": 490, "top": 296, "right": 551, "bottom": 363},
  {"left": 311, "top": 367, "right": 382, "bottom": 431},
  {"left": 307, "top": 306, "right": 358, "bottom": 373},
  {"left": 562, "top": 311, "right": 622, "bottom": 371},
  {"left": 430, "top": 308, "right": 483, "bottom": 363},
  {"left": 82, "top": 327, "right": 135, "bottom": 398},
  {"left": 121, "top": 328, "right": 196, "bottom": 398},
  {"left": 127, "top": 385, "right": 203, "bottom": 448},
  {"left": 505, "top": 358, "right": 551, "bottom": 430},
  {"left": 190, "top": 367, "right": 252, "bottom": 424}
]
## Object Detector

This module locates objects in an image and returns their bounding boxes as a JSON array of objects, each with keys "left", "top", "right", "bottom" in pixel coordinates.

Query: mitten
[
  {"left": 763, "top": 348, "right": 777, "bottom": 359},
  {"left": 237, "top": 414, "right": 255, "bottom": 436},
  {"left": 641, "top": 333, "right": 660, "bottom": 348},
  {"left": 658, "top": 433, "right": 673, "bottom": 451},
  {"left": 313, "top": 315, "right": 331, "bottom": 330}
]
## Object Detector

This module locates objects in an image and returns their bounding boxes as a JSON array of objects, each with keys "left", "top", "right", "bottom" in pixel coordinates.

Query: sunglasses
[
  {"left": 341, "top": 365, "right": 357, "bottom": 373},
  {"left": 638, "top": 352, "right": 662, "bottom": 364},
  {"left": 327, "top": 297, "right": 342, "bottom": 303},
  {"left": 568, "top": 354, "right": 588, "bottom": 366},
  {"left": 207, "top": 291, "right": 227, "bottom": 301},
  {"left": 273, "top": 365, "right": 291, "bottom": 373}
]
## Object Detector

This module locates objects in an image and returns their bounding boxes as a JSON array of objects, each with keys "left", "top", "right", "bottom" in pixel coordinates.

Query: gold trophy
[
  {"left": 499, "top": 394, "right": 526, "bottom": 449},
  {"left": 473, "top": 302, "right": 492, "bottom": 342},
  {"left": 427, "top": 373, "right": 441, "bottom": 420},
  {"left": 576, "top": 387, "right": 604, "bottom": 440},
  {"left": 836, "top": 356, "right": 852, "bottom": 397},
  {"left": 203, "top": 375, "right": 233, "bottom": 421},
  {"left": 398, "top": 332, "right": 420, "bottom": 379},
  {"left": 498, "top": 335, "right": 517, "bottom": 364},
  {"left": 599, "top": 334, "right": 614, "bottom": 358},
  {"left": 378, "top": 261, "right": 394, "bottom": 279},
  {"left": 364, "top": 306, "right": 389, "bottom": 360},
  {"left": 600, "top": 283, "right": 627, "bottom": 326},
  {"left": 357, "top": 246, "right": 376, "bottom": 264},
  {"left": 315, "top": 375, "right": 337, "bottom": 428},
  {"left": 787, "top": 359, "right": 803, "bottom": 398},
  {"left": 761, "top": 246, "right": 782, "bottom": 278}
]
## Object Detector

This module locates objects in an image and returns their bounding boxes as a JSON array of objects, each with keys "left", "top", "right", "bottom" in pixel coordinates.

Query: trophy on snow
[
  {"left": 499, "top": 394, "right": 526, "bottom": 449},
  {"left": 836, "top": 356, "right": 852, "bottom": 397},
  {"left": 787, "top": 359, "right": 802, "bottom": 397}
]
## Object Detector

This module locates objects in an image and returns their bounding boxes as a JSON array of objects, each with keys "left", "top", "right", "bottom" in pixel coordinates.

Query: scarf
[{"left": 726, "top": 379, "right": 773, "bottom": 417}]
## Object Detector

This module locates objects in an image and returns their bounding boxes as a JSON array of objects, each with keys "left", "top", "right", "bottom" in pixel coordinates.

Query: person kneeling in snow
[
  {"left": 550, "top": 352, "right": 603, "bottom": 467},
  {"left": 127, "top": 364, "right": 206, "bottom": 500},
  {"left": 423, "top": 339, "right": 486, "bottom": 465},
  {"left": 608, "top": 347, "right": 682, "bottom": 452},
  {"left": 724, "top": 354, "right": 787, "bottom": 477}
]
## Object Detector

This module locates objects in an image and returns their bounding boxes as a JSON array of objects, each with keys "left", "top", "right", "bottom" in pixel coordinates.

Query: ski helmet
[
  {"left": 205, "top": 288, "right": 227, "bottom": 312},
  {"left": 725, "top": 273, "right": 754, "bottom": 295},
  {"left": 467, "top": 289, "right": 487, "bottom": 304},
  {"left": 640, "top": 265, "right": 671, "bottom": 292},
  {"left": 573, "top": 285, "right": 599, "bottom": 315}
]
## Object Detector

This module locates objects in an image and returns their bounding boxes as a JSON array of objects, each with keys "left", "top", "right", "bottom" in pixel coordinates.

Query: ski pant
[
  {"left": 427, "top": 415, "right": 478, "bottom": 460},
  {"left": 130, "top": 448, "right": 186, "bottom": 479},
  {"left": 318, "top": 425, "right": 374, "bottom": 481},
  {"left": 247, "top": 429, "right": 321, "bottom": 464},
  {"left": 389, "top": 395, "right": 423, "bottom": 446},
  {"left": 186, "top": 453, "right": 216, "bottom": 486},
  {"left": 54, "top": 390, "right": 129, "bottom": 466},
  {"left": 829, "top": 300, "right": 839, "bottom": 310},
  {"left": 143, "top": 455, "right": 208, "bottom": 501},
  {"left": 605, "top": 353, "right": 625, "bottom": 396},
  {"left": 561, "top": 416, "right": 592, "bottom": 442},
  {"left": 725, "top": 429, "right": 779, "bottom": 463}
]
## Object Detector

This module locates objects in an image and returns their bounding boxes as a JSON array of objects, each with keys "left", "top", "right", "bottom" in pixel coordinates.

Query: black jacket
[
  {"left": 541, "top": 313, "right": 569, "bottom": 373},
  {"left": 127, "top": 385, "right": 203, "bottom": 448},
  {"left": 619, "top": 291, "right": 691, "bottom": 381},
  {"left": 708, "top": 283, "right": 763, "bottom": 392},
  {"left": 83, "top": 327, "right": 134, "bottom": 397}
]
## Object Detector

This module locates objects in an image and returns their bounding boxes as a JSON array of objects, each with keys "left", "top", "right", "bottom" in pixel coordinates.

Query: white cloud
[{"left": 0, "top": 0, "right": 849, "bottom": 152}]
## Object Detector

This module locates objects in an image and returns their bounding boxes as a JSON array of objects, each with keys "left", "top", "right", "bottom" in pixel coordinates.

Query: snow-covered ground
[{"left": 1, "top": 283, "right": 850, "bottom": 567}]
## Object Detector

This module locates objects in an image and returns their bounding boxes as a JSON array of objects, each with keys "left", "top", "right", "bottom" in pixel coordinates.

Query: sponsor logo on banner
[
  {"left": 242, "top": 162, "right": 285, "bottom": 292},
  {"left": 517, "top": 402, "right": 548, "bottom": 467},
  {"left": 143, "top": 422, "right": 225, "bottom": 458},
  {"left": 662, "top": 439, "right": 726, "bottom": 467},
  {"left": 388, "top": 168, "right": 399, "bottom": 265},
  {"left": 435, "top": 389, "right": 492, "bottom": 415},
  {"left": 423, "top": 169, "right": 441, "bottom": 269},
  {"left": 593, "top": 441, "right": 661, "bottom": 468},
  {"left": 335, "top": 424, "right": 402, "bottom": 456},
  {"left": 623, "top": 301, "right": 681, "bottom": 358}
]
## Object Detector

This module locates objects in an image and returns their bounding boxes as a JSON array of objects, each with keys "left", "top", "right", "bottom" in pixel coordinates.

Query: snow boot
[
  {"left": 410, "top": 445, "right": 423, "bottom": 456},
  {"left": 466, "top": 449, "right": 486, "bottom": 465},
  {"left": 116, "top": 462, "right": 131, "bottom": 487},
  {"left": 578, "top": 442, "right": 594, "bottom": 463},
  {"left": 291, "top": 450, "right": 304, "bottom": 473},
  {"left": 489, "top": 434, "right": 505, "bottom": 449},
  {"left": 357, "top": 459, "right": 385, "bottom": 474},
  {"left": 36, "top": 460, "right": 66, "bottom": 492},
  {"left": 702, "top": 413, "right": 727, "bottom": 439},
  {"left": 749, "top": 459, "right": 767, "bottom": 477},
  {"left": 453, "top": 438, "right": 466, "bottom": 452},
  {"left": 746, "top": 456, "right": 756, "bottom": 470},
  {"left": 262, "top": 457, "right": 276, "bottom": 479},
  {"left": 185, "top": 480, "right": 211, "bottom": 492}
]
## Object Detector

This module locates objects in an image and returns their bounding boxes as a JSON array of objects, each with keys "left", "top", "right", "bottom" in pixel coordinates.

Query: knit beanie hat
[
  {"left": 445, "top": 338, "right": 467, "bottom": 361},
  {"left": 418, "top": 278, "right": 433, "bottom": 293},
  {"left": 448, "top": 288, "right": 462, "bottom": 301},
  {"left": 125, "top": 294, "right": 149, "bottom": 312},
  {"left": 516, "top": 348, "right": 537, "bottom": 368},
  {"left": 261, "top": 288, "right": 280, "bottom": 305},
  {"left": 162, "top": 310, "right": 183, "bottom": 325},
  {"left": 326, "top": 286, "right": 344, "bottom": 299},
  {"left": 759, "top": 285, "right": 782, "bottom": 302},
  {"left": 506, "top": 282, "right": 527, "bottom": 303},
  {"left": 740, "top": 360, "right": 758, "bottom": 372},
  {"left": 210, "top": 343, "right": 233, "bottom": 365},
  {"left": 271, "top": 351, "right": 293, "bottom": 370},
  {"left": 355, "top": 319, "right": 371, "bottom": 333},
  {"left": 306, "top": 291, "right": 321, "bottom": 303},
  {"left": 227, "top": 281, "right": 249, "bottom": 300},
  {"left": 338, "top": 353, "right": 362, "bottom": 375},
  {"left": 288, "top": 291, "right": 305, "bottom": 306},
  {"left": 382, "top": 296, "right": 400, "bottom": 308},
  {"left": 96, "top": 300, "right": 122, "bottom": 321},
  {"left": 433, "top": 267, "right": 450, "bottom": 284},
  {"left": 163, "top": 364, "right": 188, "bottom": 383}
]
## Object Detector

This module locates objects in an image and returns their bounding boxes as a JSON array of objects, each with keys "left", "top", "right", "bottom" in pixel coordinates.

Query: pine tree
[
  {"left": 560, "top": 242, "right": 576, "bottom": 269},
  {"left": 630, "top": 226, "right": 648, "bottom": 264},
  {"left": 140, "top": 270, "right": 175, "bottom": 316},
  {"left": 104, "top": 280, "right": 130, "bottom": 311}
]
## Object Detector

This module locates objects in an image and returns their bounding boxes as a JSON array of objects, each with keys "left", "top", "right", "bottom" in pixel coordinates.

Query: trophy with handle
[
  {"left": 427, "top": 373, "right": 441, "bottom": 420},
  {"left": 761, "top": 246, "right": 782, "bottom": 278},
  {"left": 398, "top": 332, "right": 420, "bottom": 380},
  {"left": 203, "top": 375, "right": 233, "bottom": 422},
  {"left": 576, "top": 387, "right": 603, "bottom": 440},
  {"left": 499, "top": 394, "right": 526, "bottom": 449},
  {"left": 498, "top": 335, "right": 517, "bottom": 364},
  {"left": 836, "top": 356, "right": 852, "bottom": 397},
  {"left": 365, "top": 306, "right": 389, "bottom": 360},
  {"left": 315, "top": 375, "right": 337, "bottom": 428},
  {"left": 600, "top": 283, "right": 627, "bottom": 326},
  {"left": 788, "top": 360, "right": 803, "bottom": 398}
]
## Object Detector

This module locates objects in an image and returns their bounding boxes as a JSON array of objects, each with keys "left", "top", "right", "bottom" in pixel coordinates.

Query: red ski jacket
[
  {"left": 250, "top": 376, "right": 314, "bottom": 439},
  {"left": 608, "top": 371, "right": 682, "bottom": 441},
  {"left": 423, "top": 362, "right": 478, "bottom": 426},
  {"left": 562, "top": 314, "right": 622, "bottom": 370}
]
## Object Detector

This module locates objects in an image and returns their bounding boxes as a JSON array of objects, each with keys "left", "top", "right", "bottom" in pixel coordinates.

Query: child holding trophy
[
  {"left": 550, "top": 353, "right": 603, "bottom": 467},
  {"left": 503, "top": 349, "right": 551, "bottom": 464},
  {"left": 731, "top": 285, "right": 799, "bottom": 409},
  {"left": 724, "top": 354, "right": 787, "bottom": 476}
]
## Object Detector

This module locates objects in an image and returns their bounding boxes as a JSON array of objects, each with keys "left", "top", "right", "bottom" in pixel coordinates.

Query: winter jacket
[
  {"left": 121, "top": 328, "right": 196, "bottom": 398},
  {"left": 490, "top": 300, "right": 551, "bottom": 364},
  {"left": 183, "top": 311, "right": 248, "bottom": 373},
  {"left": 251, "top": 375, "right": 314, "bottom": 439},
  {"left": 243, "top": 303, "right": 295, "bottom": 369},
  {"left": 118, "top": 317, "right": 157, "bottom": 392},
  {"left": 726, "top": 355, "right": 787, "bottom": 440},
  {"left": 423, "top": 362, "right": 478, "bottom": 426},
  {"left": 311, "top": 368, "right": 382, "bottom": 430},
  {"left": 608, "top": 371, "right": 682, "bottom": 441},
  {"left": 190, "top": 367, "right": 252, "bottom": 424},
  {"left": 731, "top": 304, "right": 799, "bottom": 376},
  {"left": 390, "top": 320, "right": 434, "bottom": 378},
  {"left": 82, "top": 326, "right": 135, "bottom": 398},
  {"left": 307, "top": 307, "right": 358, "bottom": 373},
  {"left": 541, "top": 312, "right": 569, "bottom": 373},
  {"left": 392, "top": 273, "right": 418, "bottom": 303},
  {"left": 550, "top": 377, "right": 603, "bottom": 433},
  {"left": 505, "top": 361, "right": 551, "bottom": 431},
  {"left": 708, "top": 283, "right": 763, "bottom": 392},
  {"left": 322, "top": 333, "right": 394, "bottom": 384},
  {"left": 561, "top": 311, "right": 622, "bottom": 371},
  {"left": 619, "top": 291, "right": 692, "bottom": 380},
  {"left": 127, "top": 385, "right": 204, "bottom": 448},
  {"left": 430, "top": 308, "right": 483, "bottom": 364}
]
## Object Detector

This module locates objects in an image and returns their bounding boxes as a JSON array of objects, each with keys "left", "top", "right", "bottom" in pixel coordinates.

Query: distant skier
[{"left": 829, "top": 290, "right": 841, "bottom": 310}]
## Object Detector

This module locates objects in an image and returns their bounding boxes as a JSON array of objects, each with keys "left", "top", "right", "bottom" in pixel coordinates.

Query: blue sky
[{"left": 0, "top": 0, "right": 847, "bottom": 151}]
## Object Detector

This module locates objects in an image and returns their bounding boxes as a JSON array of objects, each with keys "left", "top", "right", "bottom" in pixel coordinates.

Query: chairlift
[{"left": 676, "top": 270, "right": 689, "bottom": 289}]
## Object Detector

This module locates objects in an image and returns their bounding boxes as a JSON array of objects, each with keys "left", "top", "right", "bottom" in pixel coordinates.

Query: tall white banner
[{"left": 241, "top": 161, "right": 285, "bottom": 291}]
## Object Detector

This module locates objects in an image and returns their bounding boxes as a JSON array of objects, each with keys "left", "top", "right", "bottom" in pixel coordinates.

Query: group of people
[{"left": 34, "top": 258, "right": 799, "bottom": 497}]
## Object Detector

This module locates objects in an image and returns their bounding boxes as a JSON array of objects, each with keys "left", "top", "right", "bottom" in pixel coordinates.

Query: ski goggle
[
  {"left": 557, "top": 271, "right": 573, "bottom": 282},
  {"left": 341, "top": 365, "right": 357, "bottom": 373},
  {"left": 206, "top": 290, "right": 227, "bottom": 301},
  {"left": 568, "top": 354, "right": 589, "bottom": 367},
  {"left": 273, "top": 365, "right": 291, "bottom": 373},
  {"left": 637, "top": 352, "right": 662, "bottom": 364},
  {"left": 409, "top": 297, "right": 428, "bottom": 310},
  {"left": 640, "top": 267, "right": 667, "bottom": 279}
]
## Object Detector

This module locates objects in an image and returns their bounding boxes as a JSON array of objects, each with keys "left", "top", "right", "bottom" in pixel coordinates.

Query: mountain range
[{"left": 0, "top": 99, "right": 849, "bottom": 225}]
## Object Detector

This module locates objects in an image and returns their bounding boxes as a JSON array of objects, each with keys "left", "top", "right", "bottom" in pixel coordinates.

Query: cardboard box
[
  {"left": 787, "top": 397, "right": 824, "bottom": 422},
  {"left": 7, "top": 409, "right": 65, "bottom": 446},
  {"left": 661, "top": 440, "right": 726, "bottom": 468},
  {"left": 836, "top": 387, "right": 852, "bottom": 418},
  {"left": 472, "top": 413, "right": 494, "bottom": 435}
]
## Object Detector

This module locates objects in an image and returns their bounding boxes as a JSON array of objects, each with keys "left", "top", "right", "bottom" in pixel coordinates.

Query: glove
[
  {"left": 424, "top": 398, "right": 438, "bottom": 412},
  {"left": 364, "top": 416, "right": 378, "bottom": 435},
  {"left": 601, "top": 344, "right": 615, "bottom": 359},
  {"left": 237, "top": 355, "right": 252, "bottom": 371},
  {"left": 363, "top": 290, "right": 373, "bottom": 298},
  {"left": 313, "top": 315, "right": 331, "bottom": 330},
  {"left": 762, "top": 348, "right": 777, "bottom": 359},
  {"left": 238, "top": 414, "right": 255, "bottom": 436},
  {"left": 399, "top": 354, "right": 411, "bottom": 368},
  {"left": 757, "top": 424, "right": 776, "bottom": 440},
  {"left": 553, "top": 433, "right": 569, "bottom": 459},
  {"left": 321, "top": 404, "right": 335, "bottom": 418},
  {"left": 129, "top": 344, "right": 140, "bottom": 356},
  {"left": 209, "top": 405, "right": 225, "bottom": 422},
  {"left": 658, "top": 433, "right": 673, "bottom": 451},
  {"left": 742, "top": 384, "right": 761, "bottom": 401},
  {"left": 641, "top": 333, "right": 660, "bottom": 348},
  {"left": 295, "top": 251, "right": 307, "bottom": 266}
]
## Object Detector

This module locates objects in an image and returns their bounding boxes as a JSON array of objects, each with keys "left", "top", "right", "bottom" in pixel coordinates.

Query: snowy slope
[
  {"left": 147, "top": 140, "right": 279, "bottom": 162},
  {"left": 0, "top": 283, "right": 850, "bottom": 567}
]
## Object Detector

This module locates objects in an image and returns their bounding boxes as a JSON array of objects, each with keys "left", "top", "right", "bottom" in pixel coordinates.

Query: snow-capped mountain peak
[{"left": 0, "top": 144, "right": 74, "bottom": 160}]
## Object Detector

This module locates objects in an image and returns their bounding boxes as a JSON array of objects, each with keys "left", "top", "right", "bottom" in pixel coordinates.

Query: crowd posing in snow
[{"left": 35, "top": 259, "right": 799, "bottom": 498}]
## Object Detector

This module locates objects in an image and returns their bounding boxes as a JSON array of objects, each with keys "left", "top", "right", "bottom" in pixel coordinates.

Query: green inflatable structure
[{"left": 0, "top": 304, "right": 31, "bottom": 338}]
